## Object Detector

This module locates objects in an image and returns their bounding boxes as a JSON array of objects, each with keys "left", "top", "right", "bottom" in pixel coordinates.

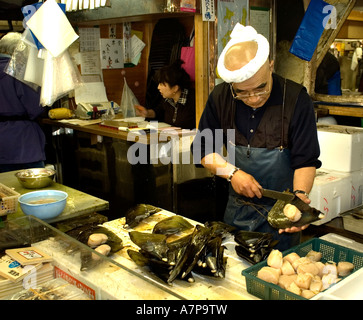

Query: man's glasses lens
[{"left": 230, "top": 83, "right": 270, "bottom": 99}]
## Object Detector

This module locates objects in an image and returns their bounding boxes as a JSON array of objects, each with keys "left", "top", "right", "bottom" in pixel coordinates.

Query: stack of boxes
[{"left": 310, "top": 124, "right": 363, "bottom": 225}]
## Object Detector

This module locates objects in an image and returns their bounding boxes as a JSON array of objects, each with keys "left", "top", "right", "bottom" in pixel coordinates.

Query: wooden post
[{"left": 194, "top": 14, "right": 210, "bottom": 128}]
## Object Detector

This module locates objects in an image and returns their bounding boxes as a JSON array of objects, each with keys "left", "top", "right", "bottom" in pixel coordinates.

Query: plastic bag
[
  {"left": 40, "top": 49, "right": 83, "bottom": 106},
  {"left": 120, "top": 77, "right": 138, "bottom": 118},
  {"left": 5, "top": 33, "right": 40, "bottom": 92}
]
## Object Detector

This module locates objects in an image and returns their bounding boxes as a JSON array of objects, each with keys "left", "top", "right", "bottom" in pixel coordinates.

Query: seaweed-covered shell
[
  {"left": 204, "top": 221, "right": 237, "bottom": 237},
  {"left": 129, "top": 231, "right": 169, "bottom": 261},
  {"left": 125, "top": 204, "right": 161, "bottom": 228},
  {"left": 268, "top": 196, "right": 324, "bottom": 229},
  {"left": 234, "top": 230, "right": 272, "bottom": 247},
  {"left": 152, "top": 215, "right": 194, "bottom": 235}
]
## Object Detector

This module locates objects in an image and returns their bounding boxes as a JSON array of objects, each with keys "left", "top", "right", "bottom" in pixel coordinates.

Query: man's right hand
[{"left": 230, "top": 169, "right": 263, "bottom": 198}]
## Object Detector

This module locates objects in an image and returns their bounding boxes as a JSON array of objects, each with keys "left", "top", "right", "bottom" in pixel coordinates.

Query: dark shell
[
  {"left": 267, "top": 196, "right": 325, "bottom": 229},
  {"left": 127, "top": 223, "right": 229, "bottom": 284},
  {"left": 235, "top": 245, "right": 264, "bottom": 264},
  {"left": 80, "top": 249, "right": 99, "bottom": 271},
  {"left": 92, "top": 226, "right": 123, "bottom": 253},
  {"left": 125, "top": 204, "right": 161, "bottom": 228},
  {"left": 56, "top": 213, "right": 108, "bottom": 233},
  {"left": 152, "top": 215, "right": 194, "bottom": 235},
  {"left": 65, "top": 224, "right": 123, "bottom": 271},
  {"left": 193, "top": 236, "right": 226, "bottom": 278},
  {"left": 66, "top": 225, "right": 123, "bottom": 253},
  {"left": 129, "top": 231, "right": 169, "bottom": 261},
  {"left": 167, "top": 225, "right": 211, "bottom": 283},
  {"left": 127, "top": 249, "right": 149, "bottom": 267},
  {"left": 234, "top": 230, "right": 279, "bottom": 265},
  {"left": 166, "top": 235, "right": 192, "bottom": 265},
  {"left": 204, "top": 221, "right": 237, "bottom": 237},
  {"left": 127, "top": 249, "right": 173, "bottom": 283},
  {"left": 234, "top": 230, "right": 273, "bottom": 250}
]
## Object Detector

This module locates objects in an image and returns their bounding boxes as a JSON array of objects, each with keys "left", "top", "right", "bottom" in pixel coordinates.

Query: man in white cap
[{"left": 192, "top": 23, "right": 321, "bottom": 250}]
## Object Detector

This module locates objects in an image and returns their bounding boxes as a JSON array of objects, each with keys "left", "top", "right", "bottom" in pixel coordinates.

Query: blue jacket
[{"left": 0, "top": 55, "right": 46, "bottom": 164}]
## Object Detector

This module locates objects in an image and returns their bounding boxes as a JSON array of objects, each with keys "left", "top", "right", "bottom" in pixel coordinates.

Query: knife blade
[{"left": 262, "top": 188, "right": 295, "bottom": 202}]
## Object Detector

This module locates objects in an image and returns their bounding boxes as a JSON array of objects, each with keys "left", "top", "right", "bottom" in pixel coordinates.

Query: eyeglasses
[{"left": 230, "top": 81, "right": 271, "bottom": 100}]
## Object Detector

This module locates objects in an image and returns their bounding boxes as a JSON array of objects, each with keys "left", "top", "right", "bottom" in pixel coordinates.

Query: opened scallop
[{"left": 283, "top": 203, "right": 302, "bottom": 222}]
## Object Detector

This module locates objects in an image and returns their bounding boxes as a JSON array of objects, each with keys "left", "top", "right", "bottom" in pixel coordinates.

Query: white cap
[{"left": 217, "top": 23, "right": 270, "bottom": 83}]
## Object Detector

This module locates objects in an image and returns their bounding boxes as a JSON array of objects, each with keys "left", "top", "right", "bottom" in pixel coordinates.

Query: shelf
[{"left": 315, "top": 105, "right": 363, "bottom": 118}]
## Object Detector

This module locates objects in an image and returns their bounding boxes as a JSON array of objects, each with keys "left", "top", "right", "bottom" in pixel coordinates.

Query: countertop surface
[
  {"left": 41, "top": 118, "right": 196, "bottom": 144},
  {"left": 1, "top": 170, "right": 109, "bottom": 224}
]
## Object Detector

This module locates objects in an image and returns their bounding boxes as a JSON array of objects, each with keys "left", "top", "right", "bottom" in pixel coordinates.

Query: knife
[{"left": 262, "top": 188, "right": 295, "bottom": 202}]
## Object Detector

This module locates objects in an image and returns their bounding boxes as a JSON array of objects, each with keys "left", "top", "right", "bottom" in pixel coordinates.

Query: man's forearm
[
  {"left": 201, "top": 153, "right": 236, "bottom": 179},
  {"left": 293, "top": 166, "right": 316, "bottom": 194}
]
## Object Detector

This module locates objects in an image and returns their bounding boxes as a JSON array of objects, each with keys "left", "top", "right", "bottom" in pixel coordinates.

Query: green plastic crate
[{"left": 242, "top": 238, "right": 363, "bottom": 300}]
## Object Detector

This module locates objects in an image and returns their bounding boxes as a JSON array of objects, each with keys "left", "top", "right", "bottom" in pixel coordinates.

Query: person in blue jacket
[
  {"left": 0, "top": 32, "right": 46, "bottom": 173},
  {"left": 191, "top": 24, "right": 321, "bottom": 251}
]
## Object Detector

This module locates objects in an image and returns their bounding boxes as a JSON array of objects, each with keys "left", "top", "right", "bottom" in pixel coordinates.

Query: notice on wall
[
  {"left": 99, "top": 38, "right": 124, "bottom": 69},
  {"left": 79, "top": 27, "right": 100, "bottom": 52},
  {"left": 250, "top": 7, "right": 270, "bottom": 42},
  {"left": 201, "top": 0, "right": 215, "bottom": 21},
  {"left": 80, "top": 51, "right": 101, "bottom": 75}
]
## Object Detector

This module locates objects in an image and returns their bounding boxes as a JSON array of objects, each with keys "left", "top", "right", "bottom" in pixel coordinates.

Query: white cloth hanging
[{"left": 351, "top": 47, "right": 362, "bottom": 71}]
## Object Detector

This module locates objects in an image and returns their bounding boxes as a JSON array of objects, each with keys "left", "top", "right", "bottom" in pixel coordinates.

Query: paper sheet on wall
[
  {"left": 99, "top": 38, "right": 124, "bottom": 69},
  {"left": 79, "top": 27, "right": 100, "bottom": 52},
  {"left": 75, "top": 82, "right": 108, "bottom": 104},
  {"left": 80, "top": 51, "right": 101, "bottom": 75},
  {"left": 250, "top": 7, "right": 270, "bottom": 42},
  {"left": 131, "top": 34, "right": 145, "bottom": 61},
  {"left": 201, "top": 0, "right": 215, "bottom": 21},
  {"left": 81, "top": 75, "right": 103, "bottom": 83},
  {"left": 26, "top": 0, "right": 79, "bottom": 57}
]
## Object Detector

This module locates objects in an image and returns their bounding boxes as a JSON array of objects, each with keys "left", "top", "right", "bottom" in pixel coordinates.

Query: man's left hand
[{"left": 278, "top": 193, "right": 310, "bottom": 234}]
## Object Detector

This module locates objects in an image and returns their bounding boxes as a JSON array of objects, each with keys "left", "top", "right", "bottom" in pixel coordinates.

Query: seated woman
[{"left": 135, "top": 59, "right": 196, "bottom": 129}]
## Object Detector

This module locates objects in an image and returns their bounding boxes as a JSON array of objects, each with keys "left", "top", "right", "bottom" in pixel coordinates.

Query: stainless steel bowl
[{"left": 15, "top": 168, "right": 56, "bottom": 189}]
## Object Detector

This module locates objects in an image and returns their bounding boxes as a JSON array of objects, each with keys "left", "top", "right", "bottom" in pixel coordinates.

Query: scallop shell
[{"left": 267, "top": 194, "right": 324, "bottom": 229}]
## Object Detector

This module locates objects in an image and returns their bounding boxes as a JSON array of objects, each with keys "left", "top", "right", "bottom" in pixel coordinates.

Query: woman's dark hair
[{"left": 154, "top": 59, "right": 191, "bottom": 90}]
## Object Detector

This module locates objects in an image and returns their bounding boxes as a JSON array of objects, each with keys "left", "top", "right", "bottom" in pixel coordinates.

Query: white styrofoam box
[
  {"left": 310, "top": 169, "right": 353, "bottom": 225},
  {"left": 317, "top": 124, "right": 363, "bottom": 172},
  {"left": 350, "top": 169, "right": 363, "bottom": 209},
  {"left": 313, "top": 265, "right": 363, "bottom": 300}
]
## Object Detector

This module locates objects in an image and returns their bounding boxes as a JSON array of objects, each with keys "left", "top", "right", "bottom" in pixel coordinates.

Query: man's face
[{"left": 230, "top": 60, "right": 274, "bottom": 109}]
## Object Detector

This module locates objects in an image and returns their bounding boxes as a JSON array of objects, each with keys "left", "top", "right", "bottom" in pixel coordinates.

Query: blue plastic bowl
[{"left": 18, "top": 190, "right": 68, "bottom": 220}]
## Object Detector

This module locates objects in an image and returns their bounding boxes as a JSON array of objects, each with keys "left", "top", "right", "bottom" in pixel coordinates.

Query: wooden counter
[
  {"left": 41, "top": 118, "right": 195, "bottom": 144},
  {"left": 42, "top": 118, "right": 141, "bottom": 142},
  {"left": 1, "top": 170, "right": 109, "bottom": 224}
]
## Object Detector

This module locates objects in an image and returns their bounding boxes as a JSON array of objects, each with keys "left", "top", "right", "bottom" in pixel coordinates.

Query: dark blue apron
[{"left": 224, "top": 143, "right": 301, "bottom": 251}]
